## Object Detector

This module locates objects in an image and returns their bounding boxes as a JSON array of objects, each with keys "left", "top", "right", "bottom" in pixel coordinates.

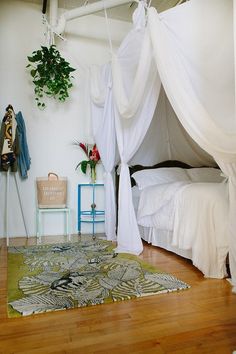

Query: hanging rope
[
  {"left": 103, "top": 2, "right": 113, "bottom": 56},
  {"left": 42, "top": 13, "right": 55, "bottom": 46},
  {"left": 42, "top": 12, "right": 66, "bottom": 47}
]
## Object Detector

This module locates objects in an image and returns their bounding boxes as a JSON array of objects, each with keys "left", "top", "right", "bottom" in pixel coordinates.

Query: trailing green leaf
[
  {"left": 26, "top": 45, "right": 76, "bottom": 109},
  {"left": 81, "top": 161, "right": 88, "bottom": 174}
]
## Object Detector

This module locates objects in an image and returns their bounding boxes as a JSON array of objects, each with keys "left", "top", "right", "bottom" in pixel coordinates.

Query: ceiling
[{"left": 21, "top": 0, "right": 186, "bottom": 22}]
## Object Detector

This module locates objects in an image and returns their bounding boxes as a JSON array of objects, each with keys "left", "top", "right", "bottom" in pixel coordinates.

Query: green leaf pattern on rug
[{"left": 8, "top": 240, "right": 190, "bottom": 317}]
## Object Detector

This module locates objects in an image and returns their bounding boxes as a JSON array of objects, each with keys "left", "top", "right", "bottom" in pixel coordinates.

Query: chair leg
[
  {"left": 67, "top": 209, "right": 71, "bottom": 242},
  {"left": 37, "top": 210, "right": 42, "bottom": 244}
]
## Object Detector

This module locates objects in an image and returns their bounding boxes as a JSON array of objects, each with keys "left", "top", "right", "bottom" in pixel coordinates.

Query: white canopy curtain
[
  {"left": 147, "top": 0, "right": 236, "bottom": 291},
  {"left": 130, "top": 87, "right": 216, "bottom": 168},
  {"left": 90, "top": 64, "right": 118, "bottom": 241},
  {"left": 113, "top": 2, "right": 161, "bottom": 254},
  {"left": 90, "top": 1, "right": 161, "bottom": 252}
]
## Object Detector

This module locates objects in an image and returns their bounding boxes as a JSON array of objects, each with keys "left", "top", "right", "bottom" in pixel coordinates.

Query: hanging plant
[{"left": 26, "top": 45, "right": 76, "bottom": 109}]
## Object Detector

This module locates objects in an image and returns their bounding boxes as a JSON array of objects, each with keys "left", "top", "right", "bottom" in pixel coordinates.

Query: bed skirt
[{"left": 139, "top": 225, "right": 192, "bottom": 260}]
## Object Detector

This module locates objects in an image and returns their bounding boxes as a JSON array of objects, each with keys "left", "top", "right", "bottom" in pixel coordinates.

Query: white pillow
[
  {"left": 186, "top": 168, "right": 224, "bottom": 183},
  {"left": 132, "top": 167, "right": 190, "bottom": 190}
]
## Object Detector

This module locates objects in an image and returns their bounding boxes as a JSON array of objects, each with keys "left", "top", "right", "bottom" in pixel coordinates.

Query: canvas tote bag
[{"left": 36, "top": 172, "right": 67, "bottom": 208}]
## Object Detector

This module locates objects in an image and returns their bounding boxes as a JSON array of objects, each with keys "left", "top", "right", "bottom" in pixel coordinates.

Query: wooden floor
[{"left": 0, "top": 235, "right": 236, "bottom": 354}]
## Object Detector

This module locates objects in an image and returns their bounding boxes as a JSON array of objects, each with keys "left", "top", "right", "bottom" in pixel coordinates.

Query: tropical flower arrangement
[{"left": 75, "top": 142, "right": 100, "bottom": 183}]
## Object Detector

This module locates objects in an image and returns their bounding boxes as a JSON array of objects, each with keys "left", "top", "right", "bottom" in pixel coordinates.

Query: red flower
[
  {"left": 79, "top": 143, "right": 89, "bottom": 157},
  {"left": 90, "top": 144, "right": 100, "bottom": 162},
  {"left": 74, "top": 142, "right": 101, "bottom": 174}
]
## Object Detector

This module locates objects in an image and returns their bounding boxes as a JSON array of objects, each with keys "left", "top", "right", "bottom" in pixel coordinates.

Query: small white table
[{"left": 36, "top": 207, "right": 71, "bottom": 242}]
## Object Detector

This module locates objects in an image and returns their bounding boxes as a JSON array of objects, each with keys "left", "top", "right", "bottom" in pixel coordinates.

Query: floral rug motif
[{"left": 8, "top": 239, "right": 190, "bottom": 317}]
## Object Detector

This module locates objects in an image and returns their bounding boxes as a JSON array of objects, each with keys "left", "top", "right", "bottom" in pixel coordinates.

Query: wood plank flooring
[{"left": 0, "top": 235, "right": 236, "bottom": 354}]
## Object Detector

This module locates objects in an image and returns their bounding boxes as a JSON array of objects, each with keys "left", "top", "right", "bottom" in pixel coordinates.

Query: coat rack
[{"left": 0, "top": 105, "right": 29, "bottom": 246}]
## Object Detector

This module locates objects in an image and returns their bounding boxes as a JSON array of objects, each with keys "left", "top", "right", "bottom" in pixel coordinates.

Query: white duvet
[
  {"left": 137, "top": 181, "right": 189, "bottom": 230},
  {"left": 136, "top": 170, "right": 229, "bottom": 278}
]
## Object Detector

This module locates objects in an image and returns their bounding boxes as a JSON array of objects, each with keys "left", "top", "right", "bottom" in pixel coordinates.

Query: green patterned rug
[{"left": 8, "top": 239, "right": 190, "bottom": 317}]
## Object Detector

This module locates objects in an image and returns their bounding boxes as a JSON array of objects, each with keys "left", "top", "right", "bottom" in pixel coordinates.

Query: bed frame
[
  {"left": 115, "top": 159, "right": 219, "bottom": 196},
  {"left": 115, "top": 160, "right": 194, "bottom": 192}
]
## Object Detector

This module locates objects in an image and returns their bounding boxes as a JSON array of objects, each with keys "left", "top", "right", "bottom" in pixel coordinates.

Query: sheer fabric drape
[
  {"left": 113, "top": 3, "right": 161, "bottom": 254},
  {"left": 147, "top": 0, "right": 236, "bottom": 291},
  {"left": 130, "top": 87, "right": 215, "bottom": 167},
  {"left": 91, "top": 64, "right": 117, "bottom": 241}
]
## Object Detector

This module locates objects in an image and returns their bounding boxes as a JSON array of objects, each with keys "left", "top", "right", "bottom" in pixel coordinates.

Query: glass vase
[{"left": 90, "top": 165, "right": 96, "bottom": 184}]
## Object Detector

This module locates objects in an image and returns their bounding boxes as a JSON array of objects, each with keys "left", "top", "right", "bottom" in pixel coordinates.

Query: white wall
[{"left": 0, "top": 0, "right": 131, "bottom": 238}]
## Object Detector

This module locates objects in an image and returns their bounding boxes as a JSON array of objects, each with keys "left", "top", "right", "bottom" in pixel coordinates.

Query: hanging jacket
[
  {"left": 15, "top": 111, "right": 31, "bottom": 179},
  {"left": 0, "top": 106, "right": 19, "bottom": 172}
]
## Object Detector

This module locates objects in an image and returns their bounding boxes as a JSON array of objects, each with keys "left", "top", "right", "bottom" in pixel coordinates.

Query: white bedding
[
  {"left": 137, "top": 181, "right": 189, "bottom": 230},
  {"left": 172, "top": 182, "right": 229, "bottom": 278},
  {"left": 133, "top": 167, "right": 229, "bottom": 278},
  {"left": 132, "top": 185, "right": 141, "bottom": 213}
]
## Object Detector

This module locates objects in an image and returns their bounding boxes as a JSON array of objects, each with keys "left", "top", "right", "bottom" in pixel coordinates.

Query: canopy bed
[{"left": 90, "top": 0, "right": 236, "bottom": 292}]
